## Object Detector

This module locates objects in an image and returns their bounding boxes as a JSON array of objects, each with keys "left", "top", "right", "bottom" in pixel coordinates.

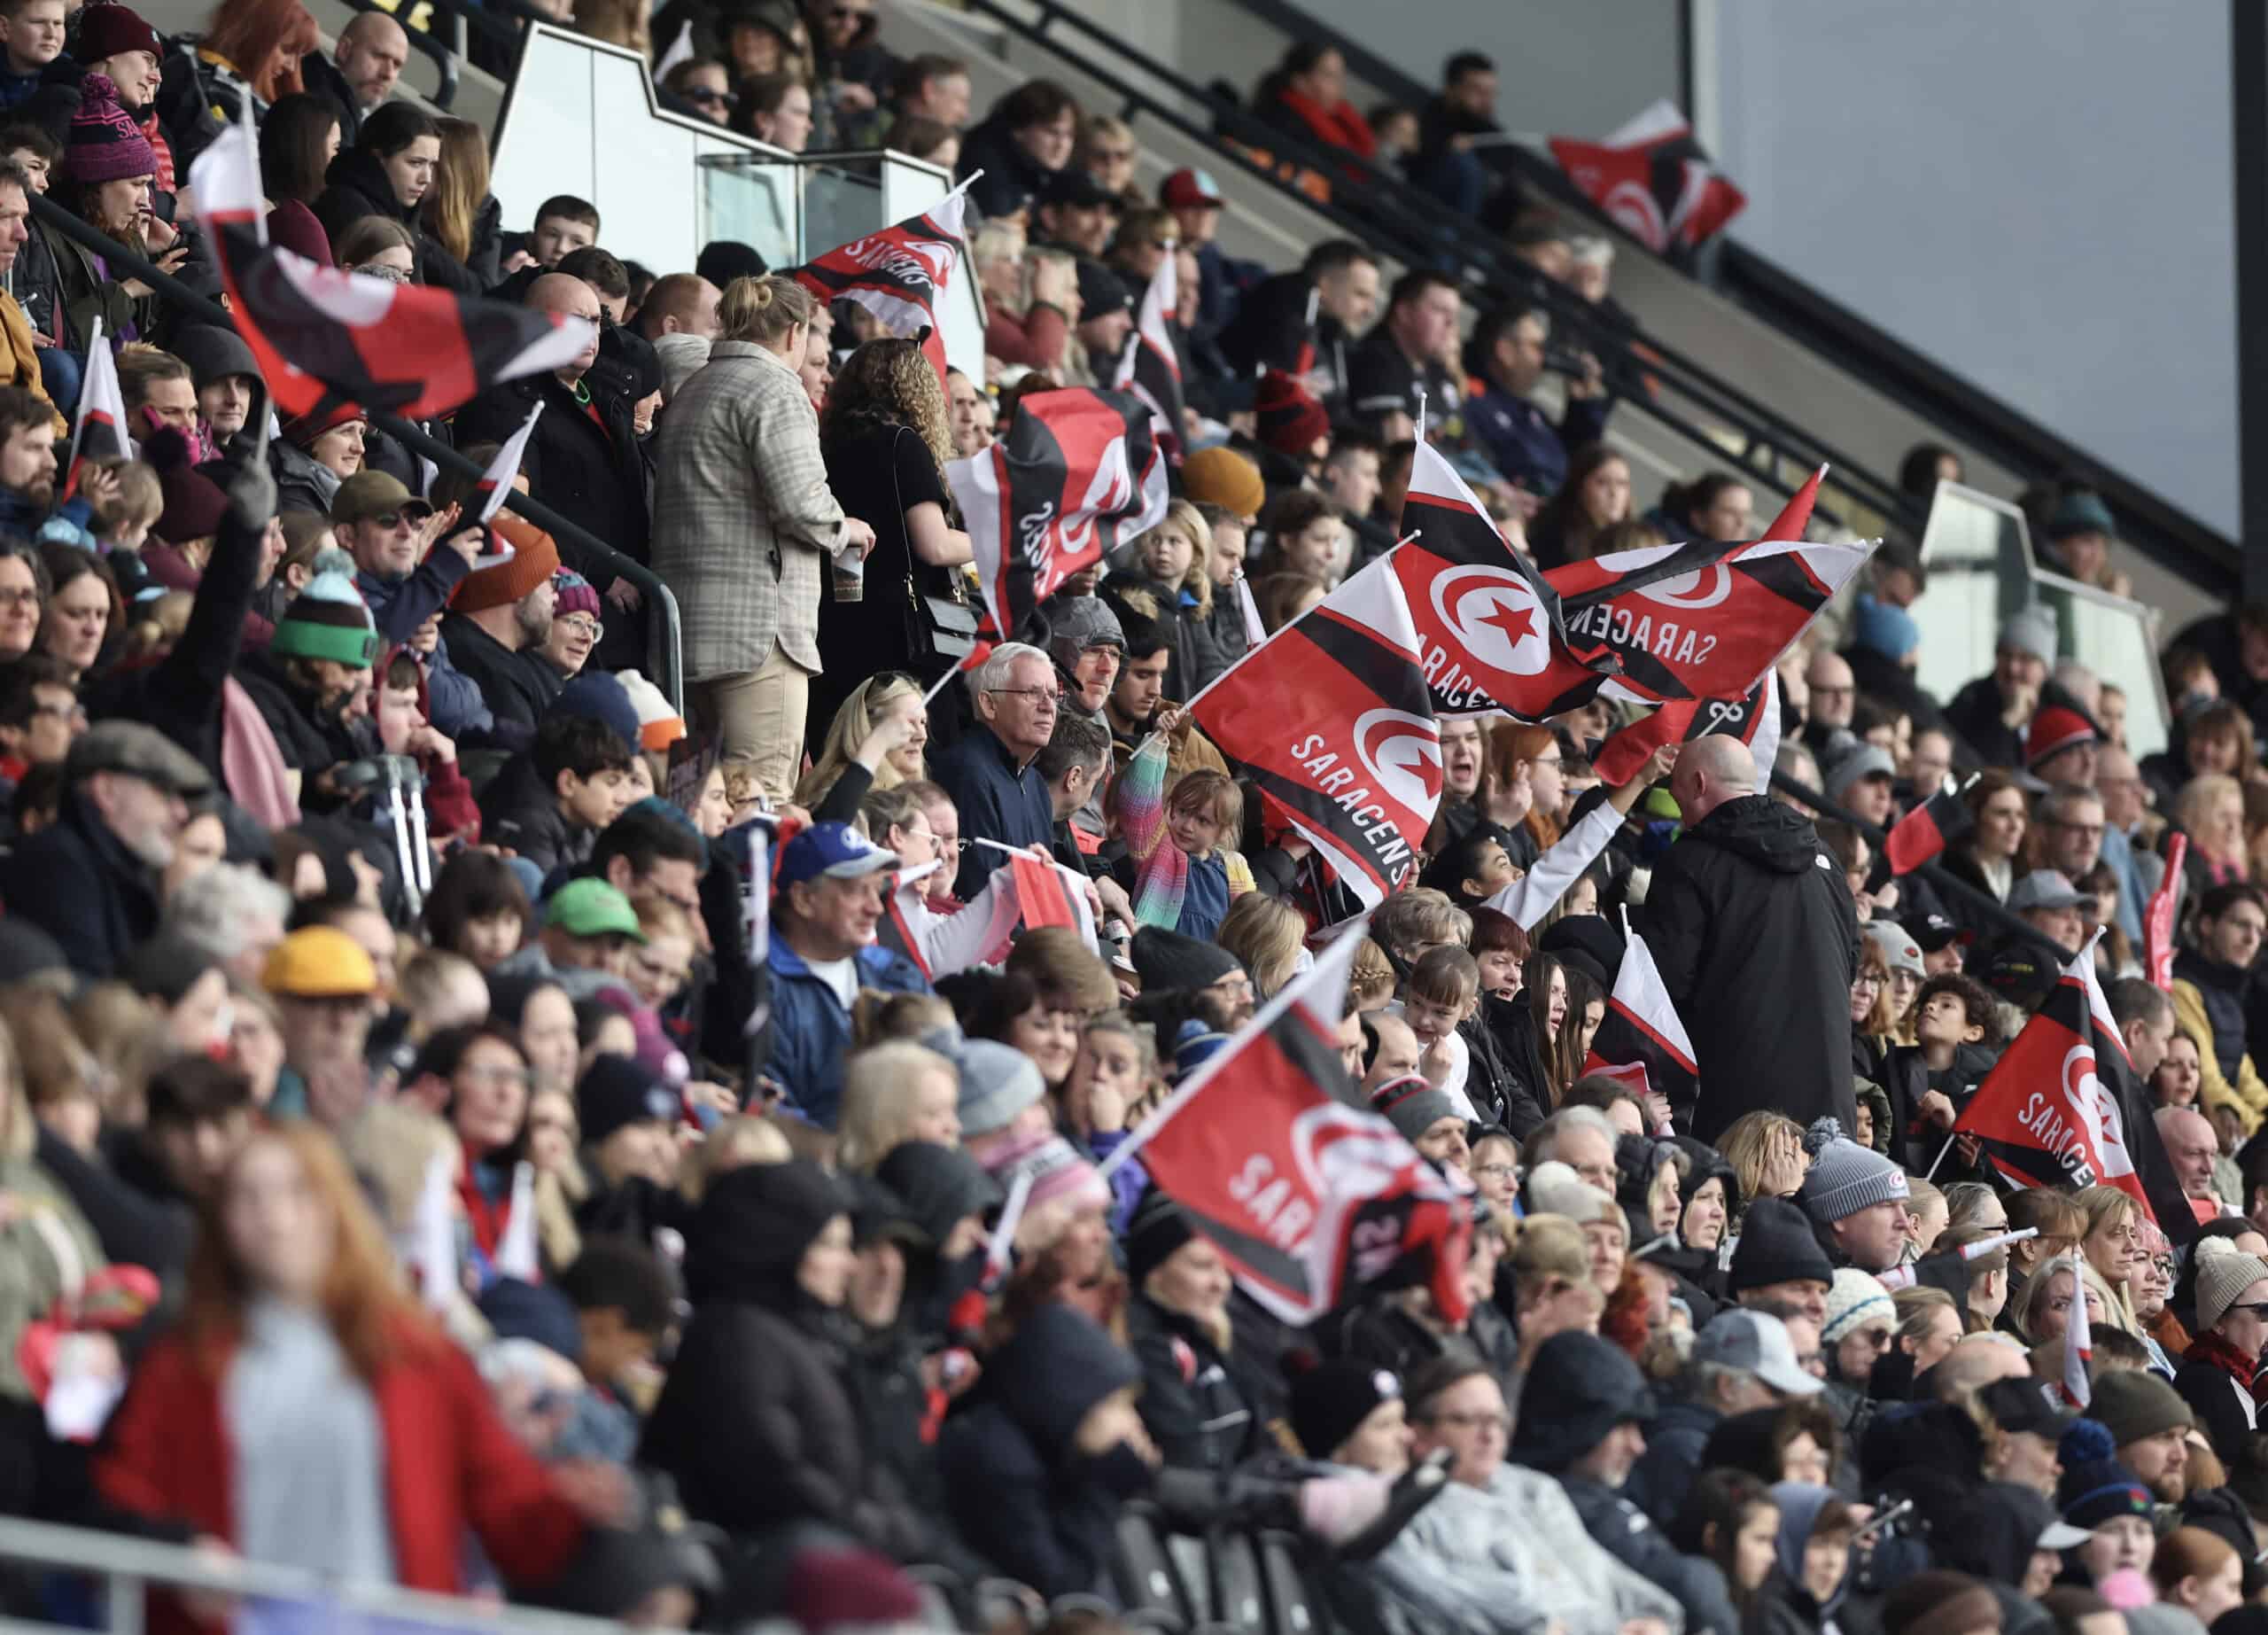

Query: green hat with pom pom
[{"left": 271, "top": 548, "right": 379, "bottom": 667}]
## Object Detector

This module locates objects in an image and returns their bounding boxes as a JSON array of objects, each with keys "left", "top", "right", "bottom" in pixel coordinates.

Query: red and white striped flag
[
  {"left": 474, "top": 400, "right": 543, "bottom": 525},
  {"left": 1113, "top": 243, "right": 1184, "bottom": 463},
  {"left": 790, "top": 182, "right": 971, "bottom": 392},
  {"left": 1581, "top": 920, "right": 1698, "bottom": 1122},
  {"left": 62, "top": 315, "right": 128, "bottom": 498},
  {"left": 2061, "top": 1248, "right": 2093, "bottom": 1407}
]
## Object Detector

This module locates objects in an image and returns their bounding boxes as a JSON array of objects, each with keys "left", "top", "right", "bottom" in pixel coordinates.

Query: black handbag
[{"left": 885, "top": 427, "right": 979, "bottom": 671}]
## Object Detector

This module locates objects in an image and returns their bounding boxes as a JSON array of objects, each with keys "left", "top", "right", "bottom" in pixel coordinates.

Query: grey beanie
[
  {"left": 1131, "top": 926, "right": 1241, "bottom": 993},
  {"left": 1798, "top": 1120, "right": 1910, "bottom": 1224},
  {"left": 1042, "top": 595, "right": 1126, "bottom": 678},
  {"left": 1371, "top": 1073, "right": 1456, "bottom": 1145},
  {"left": 2194, "top": 1242, "right": 2268, "bottom": 1334},
  {"left": 951, "top": 1037, "right": 1046, "bottom": 1138},
  {"left": 2000, "top": 604, "right": 2059, "bottom": 666}
]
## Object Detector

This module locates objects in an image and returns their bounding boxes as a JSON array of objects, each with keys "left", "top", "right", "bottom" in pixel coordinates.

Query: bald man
[
  {"left": 331, "top": 12, "right": 408, "bottom": 123},
  {"left": 635, "top": 274, "right": 722, "bottom": 342},
  {"left": 527, "top": 272, "right": 602, "bottom": 387},
  {"left": 2155, "top": 1106, "right": 2223, "bottom": 1209},
  {"left": 1640, "top": 734, "right": 1860, "bottom": 1143}
]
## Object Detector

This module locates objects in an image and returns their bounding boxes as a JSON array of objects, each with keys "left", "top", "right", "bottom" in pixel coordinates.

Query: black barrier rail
[
  {"left": 1764, "top": 765, "right": 2068, "bottom": 965},
  {"left": 958, "top": 0, "right": 1924, "bottom": 533},
  {"left": 28, "top": 195, "right": 685, "bottom": 711}
]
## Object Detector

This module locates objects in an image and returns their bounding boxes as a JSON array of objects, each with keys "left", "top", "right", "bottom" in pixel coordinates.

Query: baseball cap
[
  {"left": 1977, "top": 1376, "right": 2073, "bottom": 1442},
  {"left": 330, "top": 470, "right": 433, "bottom": 528},
  {"left": 66, "top": 720, "right": 214, "bottom": 798},
  {"left": 1160, "top": 167, "right": 1223, "bottom": 208},
  {"left": 543, "top": 878, "right": 646, "bottom": 942},
  {"left": 1907, "top": 911, "right": 1969, "bottom": 954},
  {"left": 1865, "top": 920, "right": 1925, "bottom": 980},
  {"left": 1041, "top": 168, "right": 1117, "bottom": 211},
  {"left": 2008, "top": 869, "right": 2086, "bottom": 913},
  {"left": 1690, "top": 1309, "right": 1822, "bottom": 1398},
  {"left": 777, "top": 821, "right": 899, "bottom": 889},
  {"left": 261, "top": 925, "right": 378, "bottom": 998}
]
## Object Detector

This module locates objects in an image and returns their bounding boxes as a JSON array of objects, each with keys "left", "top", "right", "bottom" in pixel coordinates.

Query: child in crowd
[
  {"left": 483, "top": 713, "right": 638, "bottom": 873},
  {"left": 1114, "top": 720, "right": 1252, "bottom": 939},
  {"left": 373, "top": 645, "right": 480, "bottom": 845},
  {"left": 1112, "top": 500, "right": 1223, "bottom": 699},
  {"left": 1884, "top": 970, "right": 2001, "bottom": 1175}
]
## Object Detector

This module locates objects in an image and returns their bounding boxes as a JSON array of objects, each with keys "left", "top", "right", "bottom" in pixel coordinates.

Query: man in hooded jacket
[{"left": 1641, "top": 735, "right": 1860, "bottom": 1144}]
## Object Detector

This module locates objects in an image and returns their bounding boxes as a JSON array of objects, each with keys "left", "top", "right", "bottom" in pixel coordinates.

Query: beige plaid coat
[{"left": 650, "top": 340, "right": 847, "bottom": 681}]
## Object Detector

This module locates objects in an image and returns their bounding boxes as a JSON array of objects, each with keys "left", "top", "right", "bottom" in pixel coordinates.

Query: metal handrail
[
  {"left": 0, "top": 1514, "right": 625, "bottom": 1635},
  {"left": 27, "top": 195, "right": 685, "bottom": 712},
  {"left": 961, "top": 0, "right": 1923, "bottom": 530}
]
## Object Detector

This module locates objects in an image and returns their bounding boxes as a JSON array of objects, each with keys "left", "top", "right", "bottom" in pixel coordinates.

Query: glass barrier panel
[
  {"left": 696, "top": 153, "right": 801, "bottom": 273},
  {"left": 2031, "top": 572, "right": 2171, "bottom": 761},
  {"left": 1914, "top": 484, "right": 2033, "bottom": 712}
]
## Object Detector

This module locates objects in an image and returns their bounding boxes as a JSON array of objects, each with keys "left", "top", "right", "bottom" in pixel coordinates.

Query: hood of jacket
[
  {"left": 322, "top": 148, "right": 415, "bottom": 222},
  {"left": 682, "top": 1157, "right": 844, "bottom": 1310},
  {"left": 1770, "top": 1479, "right": 1852, "bottom": 1613},
  {"left": 1509, "top": 1331, "right": 1652, "bottom": 1474},
  {"left": 1688, "top": 793, "right": 1830, "bottom": 876},
  {"left": 985, "top": 1302, "right": 1142, "bottom": 1466}
]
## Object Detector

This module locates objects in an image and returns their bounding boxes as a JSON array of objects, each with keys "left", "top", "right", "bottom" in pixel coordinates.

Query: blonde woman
[
  {"left": 1718, "top": 1112, "right": 1809, "bottom": 1217},
  {"left": 835, "top": 1041, "right": 962, "bottom": 1172},
  {"left": 651, "top": 275, "right": 871, "bottom": 805},
  {"left": 2175, "top": 774, "right": 2249, "bottom": 886},
  {"left": 421, "top": 117, "right": 502, "bottom": 288},
  {"left": 679, "top": 1115, "right": 794, "bottom": 1203},
  {"left": 2073, "top": 1184, "right": 2145, "bottom": 1328},
  {"left": 816, "top": 337, "right": 975, "bottom": 728},
  {"left": 1216, "top": 892, "right": 1308, "bottom": 1000},
  {"left": 795, "top": 671, "right": 930, "bottom": 813}
]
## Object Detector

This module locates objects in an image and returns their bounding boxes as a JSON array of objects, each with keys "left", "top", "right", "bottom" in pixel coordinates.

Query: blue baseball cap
[{"left": 777, "top": 821, "right": 899, "bottom": 889}]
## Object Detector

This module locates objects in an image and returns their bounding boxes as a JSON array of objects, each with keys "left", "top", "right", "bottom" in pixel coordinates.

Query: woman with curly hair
[{"left": 813, "top": 337, "right": 975, "bottom": 732}]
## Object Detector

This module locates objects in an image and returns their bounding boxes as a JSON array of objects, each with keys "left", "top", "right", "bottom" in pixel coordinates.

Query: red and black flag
[
  {"left": 790, "top": 181, "right": 970, "bottom": 391},
  {"left": 1112, "top": 242, "right": 1184, "bottom": 464},
  {"left": 947, "top": 386, "right": 1168, "bottom": 642},
  {"left": 1591, "top": 673, "right": 1779, "bottom": 790},
  {"left": 1191, "top": 557, "right": 1442, "bottom": 909},
  {"left": 1885, "top": 777, "right": 1975, "bottom": 876},
  {"left": 1581, "top": 922, "right": 1698, "bottom": 1124},
  {"left": 1548, "top": 468, "right": 1869, "bottom": 709},
  {"left": 1549, "top": 99, "right": 1747, "bottom": 253},
  {"left": 61, "top": 315, "right": 129, "bottom": 499},
  {"left": 1393, "top": 441, "right": 1620, "bottom": 720},
  {"left": 1103, "top": 928, "right": 1475, "bottom": 1326},
  {"left": 1953, "top": 939, "right": 2199, "bottom": 1245},
  {"left": 189, "top": 120, "right": 595, "bottom": 424}
]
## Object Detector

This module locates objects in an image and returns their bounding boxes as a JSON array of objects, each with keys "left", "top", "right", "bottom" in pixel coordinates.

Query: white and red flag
[
  {"left": 1549, "top": 99, "right": 1746, "bottom": 253},
  {"left": 790, "top": 181, "right": 971, "bottom": 390},
  {"left": 1102, "top": 926, "right": 1475, "bottom": 1325},
  {"left": 1581, "top": 919, "right": 1698, "bottom": 1124}
]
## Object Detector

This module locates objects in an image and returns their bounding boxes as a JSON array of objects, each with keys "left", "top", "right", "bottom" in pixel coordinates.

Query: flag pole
[
  {"left": 1922, "top": 1131, "right": 1958, "bottom": 1182},
  {"left": 920, "top": 665, "right": 963, "bottom": 707},
  {"left": 66, "top": 314, "right": 102, "bottom": 473}
]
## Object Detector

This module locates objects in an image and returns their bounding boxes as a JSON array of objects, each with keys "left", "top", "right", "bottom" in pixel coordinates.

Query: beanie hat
[
  {"left": 2056, "top": 1418, "right": 2154, "bottom": 1530},
  {"left": 950, "top": 1036, "right": 1044, "bottom": 1137},
  {"left": 1850, "top": 592, "right": 1922, "bottom": 664},
  {"left": 2047, "top": 491, "right": 2117, "bottom": 542},
  {"left": 1729, "top": 1195, "right": 1837, "bottom": 1292},
  {"left": 1820, "top": 1266, "right": 1896, "bottom": 1345},
  {"left": 74, "top": 8, "right": 161, "bottom": 66},
  {"left": 616, "top": 671, "right": 686, "bottom": 753},
  {"left": 144, "top": 428, "right": 229, "bottom": 547},
  {"left": 1526, "top": 1159, "right": 1621, "bottom": 1228},
  {"left": 1124, "top": 1189, "right": 1196, "bottom": 1287},
  {"left": 2000, "top": 604, "right": 2058, "bottom": 666},
  {"left": 270, "top": 548, "right": 379, "bottom": 667},
  {"left": 1180, "top": 444, "right": 1265, "bottom": 518},
  {"left": 2085, "top": 1369, "right": 2193, "bottom": 1451},
  {"left": 64, "top": 72, "right": 156, "bottom": 185},
  {"left": 281, "top": 398, "right": 363, "bottom": 448},
  {"left": 2194, "top": 1240, "right": 2268, "bottom": 1333},
  {"left": 548, "top": 672, "right": 641, "bottom": 756},
  {"left": 453, "top": 526, "right": 561, "bottom": 611},
  {"left": 780, "top": 1545, "right": 925, "bottom": 1631},
  {"left": 1130, "top": 925, "right": 1241, "bottom": 993},
  {"left": 985, "top": 1127, "right": 1109, "bottom": 1221},
  {"left": 1370, "top": 1073, "right": 1455, "bottom": 1145},
  {"left": 2026, "top": 703, "right": 2099, "bottom": 773},
  {"left": 1798, "top": 1118, "right": 1909, "bottom": 1224},
  {"left": 1168, "top": 1016, "right": 1229, "bottom": 1084},
  {"left": 261, "top": 924, "right": 377, "bottom": 997},
  {"left": 577, "top": 1054, "right": 678, "bottom": 1148},
  {"left": 549, "top": 570, "right": 602, "bottom": 621},
  {"left": 1285, "top": 1353, "right": 1401, "bottom": 1463},
  {"left": 1255, "top": 369, "right": 1329, "bottom": 457}
]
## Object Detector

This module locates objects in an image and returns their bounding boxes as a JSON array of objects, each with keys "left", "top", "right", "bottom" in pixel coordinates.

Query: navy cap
[{"left": 777, "top": 821, "right": 899, "bottom": 889}]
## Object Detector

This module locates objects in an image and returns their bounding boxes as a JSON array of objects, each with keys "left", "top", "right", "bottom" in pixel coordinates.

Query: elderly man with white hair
[{"left": 929, "top": 641, "right": 1061, "bottom": 898}]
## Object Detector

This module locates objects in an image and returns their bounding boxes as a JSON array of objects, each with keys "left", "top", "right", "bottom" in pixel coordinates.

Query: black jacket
[
  {"left": 1216, "top": 269, "right": 1357, "bottom": 401},
  {"left": 1941, "top": 673, "right": 2026, "bottom": 773},
  {"left": 234, "top": 647, "right": 376, "bottom": 799},
  {"left": 1124, "top": 1294, "right": 1257, "bottom": 1474},
  {"left": 312, "top": 149, "right": 478, "bottom": 294},
  {"left": 478, "top": 752, "right": 586, "bottom": 876},
  {"left": 439, "top": 613, "right": 559, "bottom": 730},
  {"left": 1640, "top": 794, "right": 1860, "bottom": 1145},
  {"left": 0, "top": 787, "right": 166, "bottom": 977}
]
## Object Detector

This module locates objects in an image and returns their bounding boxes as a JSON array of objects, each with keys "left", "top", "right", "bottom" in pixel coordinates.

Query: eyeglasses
[
  {"left": 1472, "top": 1162, "right": 1517, "bottom": 1182},
  {"left": 457, "top": 1064, "right": 531, "bottom": 1088},
  {"left": 0, "top": 588, "right": 37, "bottom": 609},
  {"left": 1812, "top": 683, "right": 1855, "bottom": 700},
  {"left": 2228, "top": 1303, "right": 2268, "bottom": 1322},
  {"left": 687, "top": 87, "right": 738, "bottom": 109},
  {"left": 2047, "top": 821, "right": 2106, "bottom": 840},
  {"left": 559, "top": 614, "right": 603, "bottom": 641},
  {"left": 988, "top": 686, "right": 1059, "bottom": 708},
  {"left": 366, "top": 510, "right": 423, "bottom": 530},
  {"left": 30, "top": 699, "right": 84, "bottom": 723}
]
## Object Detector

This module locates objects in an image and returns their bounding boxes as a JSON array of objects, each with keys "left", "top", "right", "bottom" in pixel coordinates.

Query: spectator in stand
[
  {"left": 184, "top": 0, "right": 319, "bottom": 141},
  {"left": 738, "top": 74, "right": 812, "bottom": 153},
  {"left": 1464, "top": 304, "right": 1609, "bottom": 499},
  {"left": 333, "top": 471, "right": 478, "bottom": 644},
  {"left": 319, "top": 10, "right": 408, "bottom": 139},
  {"left": 1033, "top": 168, "right": 1114, "bottom": 259},
  {"left": 1218, "top": 239, "right": 1380, "bottom": 404},
  {"left": 44, "top": 70, "right": 176, "bottom": 354},
  {"left": 2173, "top": 1242, "right": 2268, "bottom": 1459},
  {"left": 930, "top": 642, "right": 1058, "bottom": 899},
  {"left": 1064, "top": 261, "right": 1131, "bottom": 389},
  {"left": 1658, "top": 471, "right": 1757, "bottom": 546},
  {"left": 1251, "top": 44, "right": 1375, "bottom": 174},
  {"left": 439, "top": 510, "right": 562, "bottom": 731},
  {"left": 653, "top": 276, "right": 866, "bottom": 806},
  {"left": 1645, "top": 734, "right": 1860, "bottom": 1144},
  {"left": 633, "top": 273, "right": 721, "bottom": 343},
  {"left": 2170, "top": 883, "right": 2268, "bottom": 1136},
  {"left": 0, "top": 0, "right": 64, "bottom": 114},
  {"left": 1159, "top": 167, "right": 1236, "bottom": 340},
  {"left": 255, "top": 90, "right": 344, "bottom": 265},
  {"left": 957, "top": 79, "right": 1079, "bottom": 204},
  {"left": 1348, "top": 269, "right": 1461, "bottom": 432},
  {"left": 1410, "top": 50, "right": 1499, "bottom": 218},
  {"left": 812, "top": 336, "right": 972, "bottom": 730},
  {"left": 765, "top": 821, "right": 928, "bottom": 1127},
  {"left": 1945, "top": 605, "right": 2055, "bottom": 771},
  {"left": 1528, "top": 445, "right": 1632, "bottom": 569},
  {"left": 1076, "top": 113, "right": 1137, "bottom": 201},
  {"left": 314, "top": 102, "right": 476, "bottom": 292},
  {"left": 422, "top": 116, "right": 503, "bottom": 291},
  {"left": 658, "top": 58, "right": 734, "bottom": 127},
  {"left": 975, "top": 221, "right": 1074, "bottom": 374},
  {"left": 457, "top": 275, "right": 650, "bottom": 671},
  {"left": 37, "top": 544, "right": 120, "bottom": 686},
  {"left": 515, "top": 194, "right": 599, "bottom": 270},
  {"left": 0, "top": 720, "right": 206, "bottom": 976},
  {"left": 0, "top": 158, "right": 53, "bottom": 419}
]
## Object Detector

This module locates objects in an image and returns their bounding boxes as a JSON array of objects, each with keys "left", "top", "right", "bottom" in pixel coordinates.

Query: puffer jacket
[
  {"left": 1124, "top": 1293, "right": 1257, "bottom": 1473},
  {"left": 763, "top": 938, "right": 928, "bottom": 1126},
  {"left": 2172, "top": 948, "right": 2268, "bottom": 1135}
]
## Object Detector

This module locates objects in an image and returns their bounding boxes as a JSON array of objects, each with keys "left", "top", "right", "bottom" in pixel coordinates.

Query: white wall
[{"left": 1710, "top": 0, "right": 2239, "bottom": 534}]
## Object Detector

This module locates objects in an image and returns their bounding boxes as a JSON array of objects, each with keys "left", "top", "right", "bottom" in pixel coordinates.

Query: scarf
[
  {"left": 2184, "top": 1327, "right": 2263, "bottom": 1406},
  {"left": 219, "top": 674, "right": 299, "bottom": 830},
  {"left": 1270, "top": 85, "right": 1377, "bottom": 160}
]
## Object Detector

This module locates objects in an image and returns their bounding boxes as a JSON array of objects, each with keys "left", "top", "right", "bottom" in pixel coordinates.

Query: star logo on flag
[{"left": 1433, "top": 567, "right": 1550, "bottom": 676}]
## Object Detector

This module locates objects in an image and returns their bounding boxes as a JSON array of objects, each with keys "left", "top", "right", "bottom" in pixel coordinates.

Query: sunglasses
[{"left": 688, "top": 87, "right": 737, "bottom": 108}]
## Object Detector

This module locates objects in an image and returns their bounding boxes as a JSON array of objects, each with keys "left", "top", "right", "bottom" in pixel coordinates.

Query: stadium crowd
[{"left": 0, "top": 0, "right": 2241, "bottom": 1632}]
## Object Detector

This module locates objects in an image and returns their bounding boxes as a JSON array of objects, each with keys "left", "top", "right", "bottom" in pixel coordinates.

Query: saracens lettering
[
  {"left": 1564, "top": 602, "right": 1720, "bottom": 667},
  {"left": 1227, "top": 1154, "right": 1316, "bottom": 1253},
  {"left": 1416, "top": 641, "right": 1500, "bottom": 712},
  {"left": 1286, "top": 735, "right": 1416, "bottom": 871},
  {"left": 2014, "top": 1090, "right": 2102, "bottom": 1187}
]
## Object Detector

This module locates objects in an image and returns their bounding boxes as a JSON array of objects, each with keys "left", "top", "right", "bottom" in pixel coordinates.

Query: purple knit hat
[
  {"left": 550, "top": 570, "right": 602, "bottom": 620},
  {"left": 65, "top": 74, "right": 156, "bottom": 186}
]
